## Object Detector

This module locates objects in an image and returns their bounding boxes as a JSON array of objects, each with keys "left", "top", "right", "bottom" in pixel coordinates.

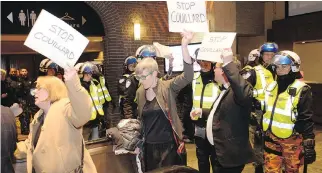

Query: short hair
[
  {"left": 135, "top": 58, "right": 159, "bottom": 75},
  {"left": 36, "top": 76, "right": 68, "bottom": 102}
]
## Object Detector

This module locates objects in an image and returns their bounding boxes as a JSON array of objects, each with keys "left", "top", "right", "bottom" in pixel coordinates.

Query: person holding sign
[
  {"left": 261, "top": 51, "right": 315, "bottom": 173},
  {"left": 16, "top": 67, "right": 97, "bottom": 173},
  {"left": 189, "top": 48, "right": 220, "bottom": 173},
  {"left": 135, "top": 31, "right": 194, "bottom": 171},
  {"left": 191, "top": 50, "right": 253, "bottom": 173},
  {"left": 240, "top": 43, "right": 278, "bottom": 173}
]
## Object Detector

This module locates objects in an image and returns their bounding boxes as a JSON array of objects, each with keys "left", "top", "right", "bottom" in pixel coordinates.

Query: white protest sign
[
  {"left": 167, "top": 0, "right": 208, "bottom": 32},
  {"left": 197, "top": 32, "right": 236, "bottom": 63},
  {"left": 153, "top": 42, "right": 172, "bottom": 58},
  {"left": 24, "top": 9, "right": 89, "bottom": 69}
]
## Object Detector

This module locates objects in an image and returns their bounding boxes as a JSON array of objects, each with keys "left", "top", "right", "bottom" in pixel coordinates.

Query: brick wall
[{"left": 86, "top": 1, "right": 182, "bottom": 125}]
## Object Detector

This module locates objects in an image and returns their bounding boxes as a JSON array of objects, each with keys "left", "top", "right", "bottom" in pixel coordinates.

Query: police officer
[
  {"left": 262, "top": 51, "right": 316, "bottom": 172},
  {"left": 190, "top": 48, "right": 220, "bottom": 173},
  {"left": 77, "top": 63, "right": 104, "bottom": 140},
  {"left": 39, "top": 59, "right": 52, "bottom": 76},
  {"left": 90, "top": 61, "right": 112, "bottom": 136},
  {"left": 18, "top": 68, "right": 37, "bottom": 135},
  {"left": 118, "top": 56, "right": 137, "bottom": 117},
  {"left": 240, "top": 43, "right": 278, "bottom": 173}
]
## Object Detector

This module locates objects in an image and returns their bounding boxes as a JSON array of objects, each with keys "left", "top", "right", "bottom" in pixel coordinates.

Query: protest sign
[
  {"left": 153, "top": 42, "right": 172, "bottom": 58},
  {"left": 24, "top": 9, "right": 89, "bottom": 69},
  {"left": 197, "top": 32, "right": 236, "bottom": 63},
  {"left": 167, "top": 0, "right": 208, "bottom": 32}
]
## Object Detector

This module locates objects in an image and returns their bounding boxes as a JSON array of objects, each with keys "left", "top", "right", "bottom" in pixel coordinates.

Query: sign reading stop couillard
[
  {"left": 24, "top": 9, "right": 89, "bottom": 69},
  {"left": 167, "top": 0, "right": 208, "bottom": 32},
  {"left": 197, "top": 32, "right": 236, "bottom": 63}
]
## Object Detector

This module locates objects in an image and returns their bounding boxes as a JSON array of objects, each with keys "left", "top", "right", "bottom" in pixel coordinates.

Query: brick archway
[{"left": 86, "top": 1, "right": 125, "bottom": 124}]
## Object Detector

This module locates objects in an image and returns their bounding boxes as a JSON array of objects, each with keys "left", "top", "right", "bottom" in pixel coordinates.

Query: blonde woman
[
  {"left": 135, "top": 31, "right": 194, "bottom": 171},
  {"left": 17, "top": 67, "right": 97, "bottom": 173}
]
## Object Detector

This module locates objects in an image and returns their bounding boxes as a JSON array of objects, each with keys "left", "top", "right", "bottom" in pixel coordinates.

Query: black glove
[{"left": 302, "top": 139, "right": 316, "bottom": 164}]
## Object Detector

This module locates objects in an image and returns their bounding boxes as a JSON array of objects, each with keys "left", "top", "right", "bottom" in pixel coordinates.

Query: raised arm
[
  {"left": 170, "top": 31, "right": 194, "bottom": 93},
  {"left": 64, "top": 68, "right": 92, "bottom": 128}
]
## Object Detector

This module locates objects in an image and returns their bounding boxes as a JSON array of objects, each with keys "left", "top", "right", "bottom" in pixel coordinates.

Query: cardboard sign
[
  {"left": 197, "top": 32, "right": 236, "bottom": 63},
  {"left": 167, "top": 0, "right": 208, "bottom": 32},
  {"left": 24, "top": 9, "right": 89, "bottom": 69},
  {"left": 153, "top": 42, "right": 172, "bottom": 58}
]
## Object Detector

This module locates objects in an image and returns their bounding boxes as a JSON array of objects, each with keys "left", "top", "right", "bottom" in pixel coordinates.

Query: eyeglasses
[{"left": 135, "top": 71, "right": 154, "bottom": 81}]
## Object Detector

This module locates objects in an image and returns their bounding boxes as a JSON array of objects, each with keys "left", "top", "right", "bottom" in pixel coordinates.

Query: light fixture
[
  {"left": 134, "top": 23, "right": 140, "bottom": 40},
  {"left": 302, "top": 41, "right": 306, "bottom": 44}
]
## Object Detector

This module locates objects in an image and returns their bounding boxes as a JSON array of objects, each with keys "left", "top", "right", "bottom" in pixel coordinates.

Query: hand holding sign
[
  {"left": 24, "top": 9, "right": 89, "bottom": 69},
  {"left": 64, "top": 67, "right": 78, "bottom": 81},
  {"left": 181, "top": 30, "right": 194, "bottom": 46},
  {"left": 221, "top": 48, "right": 234, "bottom": 65}
]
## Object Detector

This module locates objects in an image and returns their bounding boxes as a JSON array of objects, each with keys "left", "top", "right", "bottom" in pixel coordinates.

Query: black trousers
[
  {"left": 213, "top": 164, "right": 245, "bottom": 173},
  {"left": 210, "top": 146, "right": 245, "bottom": 173},
  {"left": 195, "top": 137, "right": 216, "bottom": 173},
  {"left": 144, "top": 142, "right": 179, "bottom": 172}
]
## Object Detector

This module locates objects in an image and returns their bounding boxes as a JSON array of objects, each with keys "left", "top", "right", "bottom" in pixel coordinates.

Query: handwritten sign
[
  {"left": 167, "top": 0, "right": 208, "bottom": 32},
  {"left": 197, "top": 32, "right": 236, "bottom": 63},
  {"left": 24, "top": 9, "right": 89, "bottom": 69},
  {"left": 153, "top": 42, "right": 172, "bottom": 58}
]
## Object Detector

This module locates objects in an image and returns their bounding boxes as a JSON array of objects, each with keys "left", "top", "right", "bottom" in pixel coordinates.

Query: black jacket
[
  {"left": 122, "top": 74, "right": 139, "bottom": 119},
  {"left": 202, "top": 62, "right": 254, "bottom": 167},
  {"left": 1, "top": 105, "right": 17, "bottom": 173}
]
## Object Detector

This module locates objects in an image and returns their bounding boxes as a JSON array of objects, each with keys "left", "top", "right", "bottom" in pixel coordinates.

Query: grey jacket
[{"left": 136, "top": 61, "right": 194, "bottom": 141}]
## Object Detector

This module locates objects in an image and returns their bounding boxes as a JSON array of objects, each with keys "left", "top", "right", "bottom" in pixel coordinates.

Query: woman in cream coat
[{"left": 17, "top": 67, "right": 97, "bottom": 173}]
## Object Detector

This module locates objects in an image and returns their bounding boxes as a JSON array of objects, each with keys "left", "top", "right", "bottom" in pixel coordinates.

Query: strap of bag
[{"left": 162, "top": 92, "right": 185, "bottom": 154}]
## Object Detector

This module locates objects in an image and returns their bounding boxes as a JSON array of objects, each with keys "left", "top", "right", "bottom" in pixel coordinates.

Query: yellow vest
[
  {"left": 246, "top": 65, "right": 275, "bottom": 108},
  {"left": 93, "top": 77, "right": 112, "bottom": 105},
  {"left": 192, "top": 72, "right": 220, "bottom": 109},
  {"left": 89, "top": 81, "right": 104, "bottom": 120},
  {"left": 262, "top": 80, "right": 307, "bottom": 139}
]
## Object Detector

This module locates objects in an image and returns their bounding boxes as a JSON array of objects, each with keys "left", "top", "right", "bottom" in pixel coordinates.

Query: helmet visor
[{"left": 272, "top": 55, "right": 292, "bottom": 65}]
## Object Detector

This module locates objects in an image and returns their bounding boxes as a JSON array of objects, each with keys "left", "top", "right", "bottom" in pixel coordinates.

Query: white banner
[
  {"left": 167, "top": 0, "right": 208, "bottom": 32},
  {"left": 24, "top": 9, "right": 89, "bottom": 69},
  {"left": 197, "top": 32, "right": 236, "bottom": 63}
]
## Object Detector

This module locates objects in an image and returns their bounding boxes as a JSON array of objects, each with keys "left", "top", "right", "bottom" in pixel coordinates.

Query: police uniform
[
  {"left": 81, "top": 79, "right": 104, "bottom": 141},
  {"left": 262, "top": 80, "right": 315, "bottom": 173},
  {"left": 192, "top": 72, "right": 220, "bottom": 173},
  {"left": 120, "top": 73, "right": 139, "bottom": 119},
  {"left": 262, "top": 51, "right": 315, "bottom": 172},
  {"left": 240, "top": 64, "right": 275, "bottom": 170},
  {"left": 118, "top": 73, "right": 131, "bottom": 117},
  {"left": 92, "top": 75, "right": 112, "bottom": 135}
]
